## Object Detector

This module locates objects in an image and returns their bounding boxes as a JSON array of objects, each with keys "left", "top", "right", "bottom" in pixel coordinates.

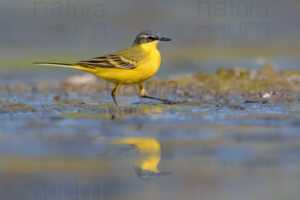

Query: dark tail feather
[{"left": 33, "top": 62, "right": 74, "bottom": 68}]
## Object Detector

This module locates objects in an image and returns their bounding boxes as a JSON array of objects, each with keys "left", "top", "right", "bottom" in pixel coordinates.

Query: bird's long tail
[{"left": 33, "top": 62, "right": 74, "bottom": 68}]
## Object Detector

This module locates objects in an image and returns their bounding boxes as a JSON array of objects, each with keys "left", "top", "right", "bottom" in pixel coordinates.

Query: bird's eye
[{"left": 148, "top": 36, "right": 158, "bottom": 41}]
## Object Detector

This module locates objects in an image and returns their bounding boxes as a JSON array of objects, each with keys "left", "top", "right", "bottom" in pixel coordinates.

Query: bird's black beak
[{"left": 159, "top": 37, "right": 171, "bottom": 41}]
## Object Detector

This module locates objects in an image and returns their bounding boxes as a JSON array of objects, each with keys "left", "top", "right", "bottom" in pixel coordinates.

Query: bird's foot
[{"left": 141, "top": 95, "right": 186, "bottom": 105}]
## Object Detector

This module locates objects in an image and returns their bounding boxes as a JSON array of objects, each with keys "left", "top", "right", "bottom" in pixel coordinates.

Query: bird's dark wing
[{"left": 76, "top": 54, "right": 138, "bottom": 70}]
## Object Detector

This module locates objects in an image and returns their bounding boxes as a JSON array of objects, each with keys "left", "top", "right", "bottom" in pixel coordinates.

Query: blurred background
[{"left": 1, "top": 0, "right": 300, "bottom": 76}]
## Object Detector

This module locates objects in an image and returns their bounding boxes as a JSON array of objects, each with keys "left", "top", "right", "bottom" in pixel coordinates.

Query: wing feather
[
  {"left": 75, "top": 46, "right": 146, "bottom": 70},
  {"left": 77, "top": 54, "right": 137, "bottom": 69}
]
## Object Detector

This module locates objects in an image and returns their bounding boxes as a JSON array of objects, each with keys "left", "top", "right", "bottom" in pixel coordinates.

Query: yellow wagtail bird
[{"left": 34, "top": 30, "right": 174, "bottom": 106}]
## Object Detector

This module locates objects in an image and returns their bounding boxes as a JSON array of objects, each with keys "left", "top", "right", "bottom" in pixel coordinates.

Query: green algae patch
[
  {"left": 0, "top": 156, "right": 111, "bottom": 177},
  {"left": 195, "top": 64, "right": 300, "bottom": 94},
  {"left": 232, "top": 113, "right": 300, "bottom": 120},
  {"left": 0, "top": 102, "right": 38, "bottom": 113},
  {"left": 0, "top": 101, "right": 6, "bottom": 106},
  {"left": 53, "top": 98, "right": 92, "bottom": 104},
  {"left": 62, "top": 112, "right": 115, "bottom": 120},
  {"left": 60, "top": 104, "right": 172, "bottom": 120}
]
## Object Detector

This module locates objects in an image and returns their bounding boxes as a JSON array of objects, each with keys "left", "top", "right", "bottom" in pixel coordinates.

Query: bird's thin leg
[
  {"left": 111, "top": 83, "right": 121, "bottom": 107},
  {"left": 138, "top": 83, "right": 175, "bottom": 104}
]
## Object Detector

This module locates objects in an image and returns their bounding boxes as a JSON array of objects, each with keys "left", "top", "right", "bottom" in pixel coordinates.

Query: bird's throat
[{"left": 139, "top": 41, "right": 159, "bottom": 52}]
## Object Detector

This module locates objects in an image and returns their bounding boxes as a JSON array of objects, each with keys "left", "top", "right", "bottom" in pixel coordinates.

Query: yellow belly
[{"left": 93, "top": 49, "right": 161, "bottom": 85}]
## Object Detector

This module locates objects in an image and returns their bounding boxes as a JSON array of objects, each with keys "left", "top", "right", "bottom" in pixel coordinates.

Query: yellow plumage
[{"left": 84, "top": 41, "right": 161, "bottom": 85}]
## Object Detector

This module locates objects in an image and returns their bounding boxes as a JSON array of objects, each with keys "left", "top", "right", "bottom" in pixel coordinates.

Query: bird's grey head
[{"left": 133, "top": 30, "right": 171, "bottom": 45}]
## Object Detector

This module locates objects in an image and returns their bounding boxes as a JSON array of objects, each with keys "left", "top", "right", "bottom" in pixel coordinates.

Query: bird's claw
[{"left": 162, "top": 99, "right": 187, "bottom": 105}]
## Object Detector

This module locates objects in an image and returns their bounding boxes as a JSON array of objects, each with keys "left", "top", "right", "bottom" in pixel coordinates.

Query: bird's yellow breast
[
  {"left": 93, "top": 41, "right": 161, "bottom": 84},
  {"left": 135, "top": 41, "right": 161, "bottom": 81}
]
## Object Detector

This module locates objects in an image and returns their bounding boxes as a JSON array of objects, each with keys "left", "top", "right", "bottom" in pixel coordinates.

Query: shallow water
[{"left": 0, "top": 73, "right": 300, "bottom": 200}]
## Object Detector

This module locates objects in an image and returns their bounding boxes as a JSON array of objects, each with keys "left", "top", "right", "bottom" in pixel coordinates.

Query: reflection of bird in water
[{"left": 111, "top": 137, "right": 170, "bottom": 180}]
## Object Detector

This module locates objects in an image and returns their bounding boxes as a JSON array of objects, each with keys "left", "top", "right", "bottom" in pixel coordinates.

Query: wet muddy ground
[{"left": 0, "top": 65, "right": 300, "bottom": 200}]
